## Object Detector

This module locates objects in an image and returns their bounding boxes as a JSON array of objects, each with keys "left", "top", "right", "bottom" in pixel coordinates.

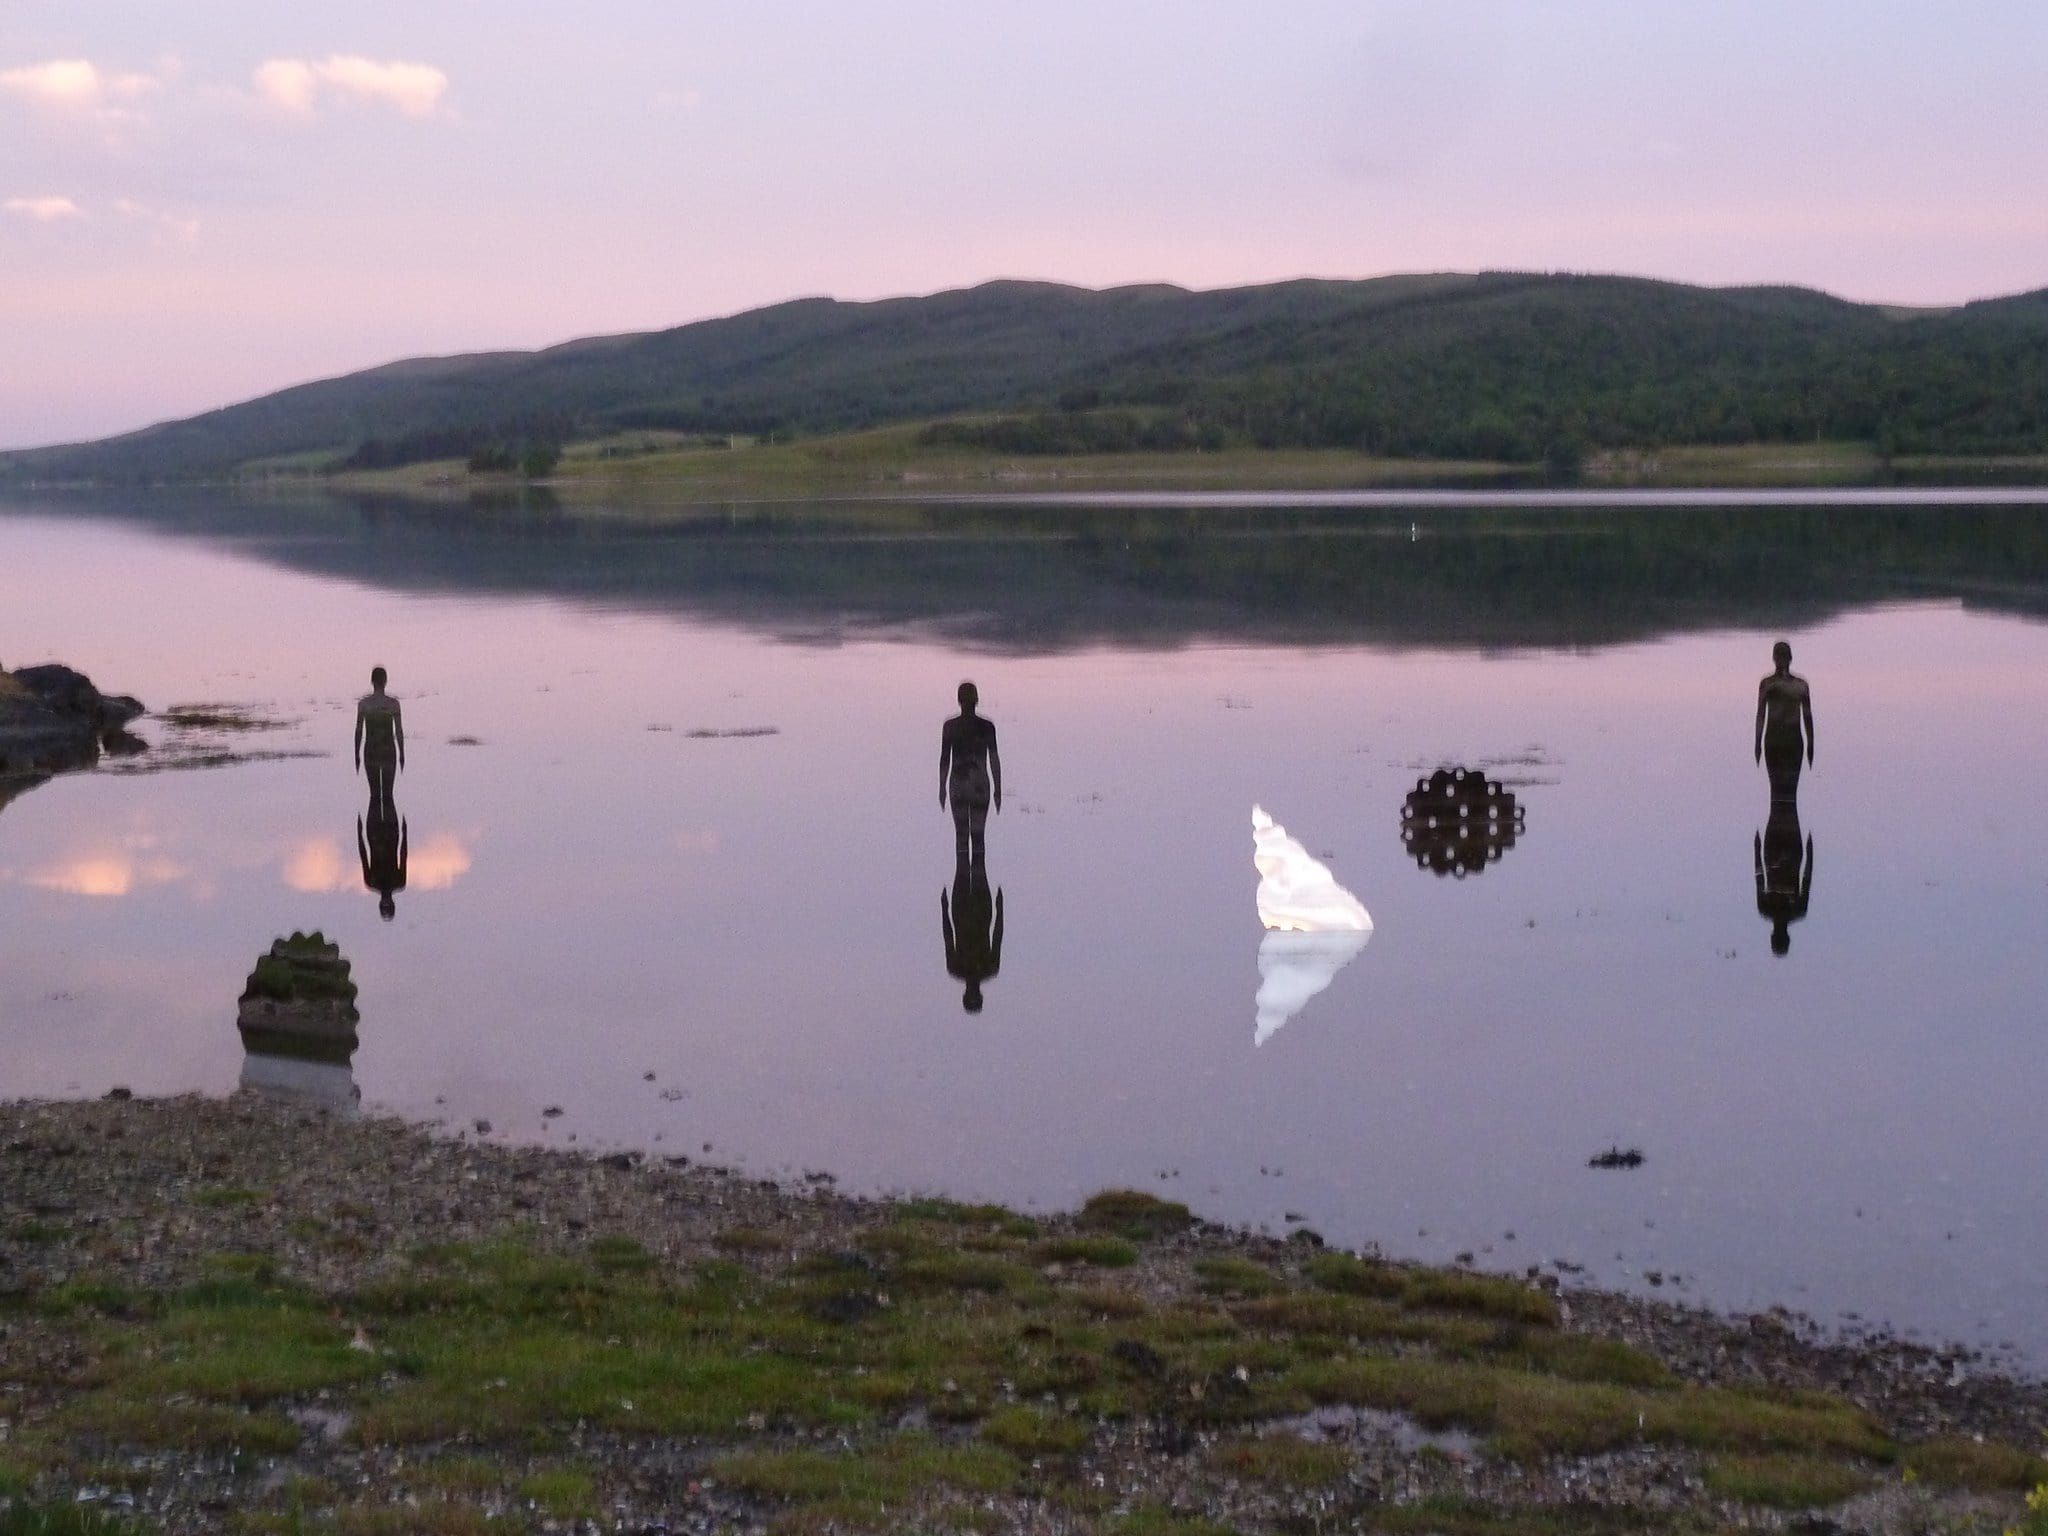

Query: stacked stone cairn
[{"left": 237, "top": 932, "right": 360, "bottom": 1065}]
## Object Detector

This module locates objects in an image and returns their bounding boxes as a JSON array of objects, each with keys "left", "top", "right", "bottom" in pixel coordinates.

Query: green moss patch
[
  {"left": 1903, "top": 1434, "right": 2048, "bottom": 1491},
  {"left": 1204, "top": 1431, "right": 1351, "bottom": 1486},
  {"left": 1193, "top": 1256, "right": 1284, "bottom": 1297},
  {"left": 1078, "top": 1190, "right": 1194, "bottom": 1241},
  {"left": 979, "top": 1405, "right": 1092, "bottom": 1458},
  {"left": 1305, "top": 1251, "right": 1408, "bottom": 1300},
  {"left": 1032, "top": 1235, "right": 1140, "bottom": 1268},
  {"left": 711, "top": 1434, "right": 1018, "bottom": 1506},
  {"left": 1704, "top": 1452, "right": 1873, "bottom": 1508}
]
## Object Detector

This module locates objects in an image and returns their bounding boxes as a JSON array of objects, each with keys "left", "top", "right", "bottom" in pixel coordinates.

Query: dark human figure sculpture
[
  {"left": 938, "top": 681, "right": 1001, "bottom": 861},
  {"left": 942, "top": 850, "right": 1004, "bottom": 1013},
  {"left": 358, "top": 797, "right": 409, "bottom": 922},
  {"left": 1754, "top": 641, "right": 1814, "bottom": 803},
  {"left": 354, "top": 666, "right": 405, "bottom": 812},
  {"left": 1754, "top": 799, "right": 1814, "bottom": 956}
]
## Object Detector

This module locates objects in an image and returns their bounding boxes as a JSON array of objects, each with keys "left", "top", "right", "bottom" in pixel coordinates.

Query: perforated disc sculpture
[{"left": 1399, "top": 767, "right": 1525, "bottom": 877}]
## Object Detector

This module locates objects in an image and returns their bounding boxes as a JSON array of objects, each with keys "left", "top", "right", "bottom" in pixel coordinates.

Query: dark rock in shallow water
[
  {"left": 1589, "top": 1146, "right": 1646, "bottom": 1169},
  {"left": 0, "top": 661, "right": 147, "bottom": 801}
]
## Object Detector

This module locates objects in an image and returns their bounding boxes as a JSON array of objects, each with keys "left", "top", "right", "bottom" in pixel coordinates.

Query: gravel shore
[{"left": 3, "top": 1093, "right": 2043, "bottom": 1534}]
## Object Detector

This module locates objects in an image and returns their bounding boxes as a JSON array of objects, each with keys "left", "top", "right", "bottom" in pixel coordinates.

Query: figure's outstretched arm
[{"left": 1801, "top": 694, "right": 1815, "bottom": 766}]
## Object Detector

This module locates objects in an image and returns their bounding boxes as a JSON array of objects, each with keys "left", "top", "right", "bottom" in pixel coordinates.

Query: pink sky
[{"left": 3, "top": 0, "right": 2044, "bottom": 449}]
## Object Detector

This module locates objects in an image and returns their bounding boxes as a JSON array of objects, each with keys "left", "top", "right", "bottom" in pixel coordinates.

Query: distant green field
[{"left": 291, "top": 423, "right": 2048, "bottom": 503}]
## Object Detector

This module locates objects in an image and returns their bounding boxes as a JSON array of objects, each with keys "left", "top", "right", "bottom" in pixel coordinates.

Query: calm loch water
[{"left": 4, "top": 489, "right": 2047, "bottom": 1367}]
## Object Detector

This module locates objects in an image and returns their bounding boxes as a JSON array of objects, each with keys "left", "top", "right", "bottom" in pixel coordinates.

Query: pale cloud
[
  {"left": 113, "top": 198, "right": 200, "bottom": 242},
  {"left": 4, "top": 195, "right": 82, "bottom": 221},
  {"left": 254, "top": 54, "right": 450, "bottom": 118},
  {"left": 408, "top": 832, "right": 472, "bottom": 890},
  {"left": 0, "top": 57, "right": 158, "bottom": 113},
  {"left": 25, "top": 839, "right": 184, "bottom": 898},
  {"left": 283, "top": 838, "right": 350, "bottom": 893},
  {"left": 253, "top": 57, "right": 317, "bottom": 114},
  {"left": 281, "top": 830, "right": 470, "bottom": 892}
]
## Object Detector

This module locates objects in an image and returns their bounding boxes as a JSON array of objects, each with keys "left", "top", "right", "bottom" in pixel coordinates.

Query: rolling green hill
[{"left": 6, "top": 272, "right": 2046, "bottom": 483}]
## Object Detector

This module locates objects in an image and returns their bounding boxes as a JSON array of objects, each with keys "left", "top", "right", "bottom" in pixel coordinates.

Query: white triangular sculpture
[
  {"left": 1253, "top": 805, "right": 1372, "bottom": 932},
  {"left": 1251, "top": 806, "right": 1372, "bottom": 1045}
]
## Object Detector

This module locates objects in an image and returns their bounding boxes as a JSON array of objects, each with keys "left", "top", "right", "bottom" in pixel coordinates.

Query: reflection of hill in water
[{"left": 13, "top": 490, "right": 2048, "bottom": 651}]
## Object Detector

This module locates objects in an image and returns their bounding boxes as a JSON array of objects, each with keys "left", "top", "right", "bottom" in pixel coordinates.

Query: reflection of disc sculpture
[
  {"left": 236, "top": 932, "right": 362, "bottom": 1114},
  {"left": 1399, "top": 767, "right": 1525, "bottom": 877},
  {"left": 1251, "top": 807, "right": 1371, "bottom": 1045}
]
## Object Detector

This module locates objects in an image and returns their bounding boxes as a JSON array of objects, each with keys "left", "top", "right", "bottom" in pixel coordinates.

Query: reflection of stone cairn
[
  {"left": 1399, "top": 766, "right": 1525, "bottom": 877},
  {"left": 237, "top": 932, "right": 360, "bottom": 1065}
]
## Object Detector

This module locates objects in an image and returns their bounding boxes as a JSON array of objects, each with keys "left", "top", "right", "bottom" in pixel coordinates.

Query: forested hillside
[{"left": 6, "top": 272, "right": 2046, "bottom": 482}]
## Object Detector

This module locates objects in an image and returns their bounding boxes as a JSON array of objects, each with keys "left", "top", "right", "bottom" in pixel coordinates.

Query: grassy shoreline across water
[
  {"left": 2, "top": 1095, "right": 2044, "bottom": 1535},
  {"left": 226, "top": 430, "right": 2048, "bottom": 507}
]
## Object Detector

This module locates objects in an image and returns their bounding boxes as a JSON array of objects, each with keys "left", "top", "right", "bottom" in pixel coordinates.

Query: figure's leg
[
  {"left": 967, "top": 799, "right": 989, "bottom": 864},
  {"left": 952, "top": 794, "right": 973, "bottom": 856}
]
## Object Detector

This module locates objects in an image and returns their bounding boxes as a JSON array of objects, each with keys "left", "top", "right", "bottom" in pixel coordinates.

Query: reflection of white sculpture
[
  {"left": 1257, "top": 930, "right": 1371, "bottom": 1046},
  {"left": 1251, "top": 806, "right": 1372, "bottom": 1045}
]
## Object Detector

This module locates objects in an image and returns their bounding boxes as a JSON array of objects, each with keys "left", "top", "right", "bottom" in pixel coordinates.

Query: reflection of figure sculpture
[
  {"left": 1399, "top": 766, "right": 1525, "bottom": 877},
  {"left": 1250, "top": 807, "right": 1371, "bottom": 1044},
  {"left": 938, "top": 681, "right": 1001, "bottom": 861},
  {"left": 358, "top": 797, "right": 409, "bottom": 922},
  {"left": 236, "top": 932, "right": 361, "bottom": 1115},
  {"left": 1754, "top": 641, "right": 1814, "bottom": 803},
  {"left": 354, "top": 665, "right": 405, "bottom": 812},
  {"left": 941, "top": 850, "right": 1004, "bottom": 1013},
  {"left": 1754, "top": 799, "right": 1814, "bottom": 956}
]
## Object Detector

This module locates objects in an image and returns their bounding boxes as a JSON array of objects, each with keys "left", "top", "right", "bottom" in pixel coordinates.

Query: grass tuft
[
  {"left": 1078, "top": 1190, "right": 1193, "bottom": 1242},
  {"left": 1192, "top": 1256, "right": 1283, "bottom": 1297},
  {"left": 1204, "top": 1432, "right": 1350, "bottom": 1486},
  {"left": 711, "top": 1434, "right": 1018, "bottom": 1506},
  {"left": 1704, "top": 1452, "right": 1872, "bottom": 1508},
  {"left": 1400, "top": 1271, "right": 1558, "bottom": 1327},
  {"left": 1902, "top": 1434, "right": 2048, "bottom": 1491},
  {"left": 1304, "top": 1251, "right": 1408, "bottom": 1299},
  {"left": 979, "top": 1405, "right": 1091, "bottom": 1458},
  {"left": 1032, "top": 1235, "right": 1139, "bottom": 1268}
]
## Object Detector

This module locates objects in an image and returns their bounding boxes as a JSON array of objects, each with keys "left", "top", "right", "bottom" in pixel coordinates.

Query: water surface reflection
[{"left": 4, "top": 495, "right": 2048, "bottom": 1367}]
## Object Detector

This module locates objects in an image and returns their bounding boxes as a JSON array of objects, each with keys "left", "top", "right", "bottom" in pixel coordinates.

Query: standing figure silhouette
[
  {"left": 938, "top": 681, "right": 1001, "bottom": 862},
  {"left": 1754, "top": 641, "right": 1814, "bottom": 804},
  {"left": 354, "top": 666, "right": 405, "bottom": 814}
]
